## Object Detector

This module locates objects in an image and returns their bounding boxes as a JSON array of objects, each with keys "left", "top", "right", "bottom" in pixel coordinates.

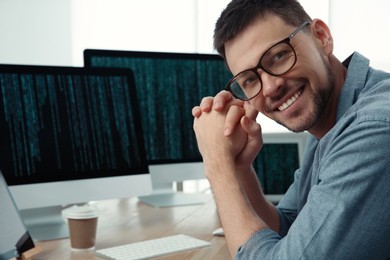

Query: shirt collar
[{"left": 336, "top": 52, "right": 370, "bottom": 121}]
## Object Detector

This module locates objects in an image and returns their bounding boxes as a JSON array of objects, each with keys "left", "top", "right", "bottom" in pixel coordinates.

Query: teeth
[{"left": 278, "top": 90, "right": 302, "bottom": 111}]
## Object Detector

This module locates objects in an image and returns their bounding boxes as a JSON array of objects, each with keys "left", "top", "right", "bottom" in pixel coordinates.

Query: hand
[
  {"left": 193, "top": 100, "right": 247, "bottom": 170},
  {"left": 193, "top": 92, "right": 262, "bottom": 170},
  {"left": 192, "top": 90, "right": 245, "bottom": 136},
  {"left": 192, "top": 90, "right": 239, "bottom": 116}
]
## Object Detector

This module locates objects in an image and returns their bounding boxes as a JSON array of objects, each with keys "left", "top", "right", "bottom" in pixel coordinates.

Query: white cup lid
[{"left": 62, "top": 204, "right": 98, "bottom": 220}]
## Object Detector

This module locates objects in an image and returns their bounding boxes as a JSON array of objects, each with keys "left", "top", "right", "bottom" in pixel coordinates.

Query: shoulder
[
  {"left": 318, "top": 73, "right": 390, "bottom": 173},
  {"left": 356, "top": 75, "right": 390, "bottom": 123}
]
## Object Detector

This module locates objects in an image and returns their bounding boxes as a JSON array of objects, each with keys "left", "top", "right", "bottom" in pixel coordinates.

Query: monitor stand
[
  {"left": 19, "top": 206, "right": 70, "bottom": 241},
  {"left": 138, "top": 163, "right": 210, "bottom": 207},
  {"left": 138, "top": 191, "right": 210, "bottom": 207},
  {"left": 138, "top": 181, "right": 210, "bottom": 207}
]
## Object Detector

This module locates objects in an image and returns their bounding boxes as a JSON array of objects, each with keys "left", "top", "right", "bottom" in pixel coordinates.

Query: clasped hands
[{"left": 192, "top": 90, "right": 263, "bottom": 170}]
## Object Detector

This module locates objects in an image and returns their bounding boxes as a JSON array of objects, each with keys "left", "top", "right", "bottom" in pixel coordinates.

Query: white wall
[
  {"left": 71, "top": 0, "right": 234, "bottom": 65},
  {"left": 0, "top": 0, "right": 72, "bottom": 66},
  {"left": 330, "top": 0, "right": 390, "bottom": 71},
  {"left": 196, "top": 0, "right": 231, "bottom": 53},
  {"left": 70, "top": 0, "right": 199, "bottom": 65}
]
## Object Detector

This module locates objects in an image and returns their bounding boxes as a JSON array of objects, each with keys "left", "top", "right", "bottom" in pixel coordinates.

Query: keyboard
[{"left": 95, "top": 234, "right": 210, "bottom": 260}]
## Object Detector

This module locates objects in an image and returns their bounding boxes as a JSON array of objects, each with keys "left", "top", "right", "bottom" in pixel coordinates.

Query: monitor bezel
[{"left": 84, "top": 49, "right": 227, "bottom": 66}]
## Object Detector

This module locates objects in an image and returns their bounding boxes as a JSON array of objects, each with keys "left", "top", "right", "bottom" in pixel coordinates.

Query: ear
[{"left": 311, "top": 19, "right": 333, "bottom": 54}]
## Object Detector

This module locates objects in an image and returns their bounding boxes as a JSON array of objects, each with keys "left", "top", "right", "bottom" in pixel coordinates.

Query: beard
[{"left": 275, "top": 59, "right": 335, "bottom": 133}]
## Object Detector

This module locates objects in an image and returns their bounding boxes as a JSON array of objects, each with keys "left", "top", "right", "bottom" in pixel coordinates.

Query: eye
[
  {"left": 242, "top": 76, "right": 258, "bottom": 89},
  {"left": 262, "top": 43, "right": 294, "bottom": 69},
  {"left": 272, "top": 49, "right": 290, "bottom": 63},
  {"left": 236, "top": 71, "right": 258, "bottom": 90}
]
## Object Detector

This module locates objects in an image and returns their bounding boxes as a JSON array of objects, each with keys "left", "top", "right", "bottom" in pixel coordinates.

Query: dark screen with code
[{"left": 0, "top": 65, "right": 148, "bottom": 185}]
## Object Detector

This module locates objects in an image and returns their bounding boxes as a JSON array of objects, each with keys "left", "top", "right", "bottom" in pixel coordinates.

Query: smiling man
[{"left": 192, "top": 0, "right": 390, "bottom": 259}]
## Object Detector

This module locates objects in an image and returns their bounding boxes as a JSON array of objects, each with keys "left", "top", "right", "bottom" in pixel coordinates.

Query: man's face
[{"left": 225, "top": 15, "right": 335, "bottom": 133}]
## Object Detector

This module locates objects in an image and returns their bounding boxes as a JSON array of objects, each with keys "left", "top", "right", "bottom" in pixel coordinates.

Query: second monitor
[{"left": 84, "top": 50, "right": 232, "bottom": 206}]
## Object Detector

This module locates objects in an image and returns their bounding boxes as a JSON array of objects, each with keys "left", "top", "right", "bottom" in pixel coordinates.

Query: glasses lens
[
  {"left": 261, "top": 42, "right": 296, "bottom": 75},
  {"left": 229, "top": 70, "right": 261, "bottom": 100}
]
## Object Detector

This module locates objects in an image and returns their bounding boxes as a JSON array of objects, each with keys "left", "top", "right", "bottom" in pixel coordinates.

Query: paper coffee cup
[{"left": 62, "top": 204, "right": 98, "bottom": 251}]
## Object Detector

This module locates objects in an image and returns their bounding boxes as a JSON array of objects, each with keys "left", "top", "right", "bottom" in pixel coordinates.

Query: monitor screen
[
  {"left": 0, "top": 64, "right": 152, "bottom": 240},
  {"left": 257, "top": 132, "right": 307, "bottom": 203},
  {"left": 84, "top": 50, "right": 232, "bottom": 164},
  {"left": 84, "top": 50, "right": 232, "bottom": 206}
]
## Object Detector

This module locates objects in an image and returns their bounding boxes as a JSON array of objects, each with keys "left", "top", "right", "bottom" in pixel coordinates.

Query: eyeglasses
[{"left": 226, "top": 21, "right": 311, "bottom": 101}]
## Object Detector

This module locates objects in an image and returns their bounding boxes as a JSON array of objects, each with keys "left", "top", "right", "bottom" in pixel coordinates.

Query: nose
[{"left": 258, "top": 69, "right": 284, "bottom": 98}]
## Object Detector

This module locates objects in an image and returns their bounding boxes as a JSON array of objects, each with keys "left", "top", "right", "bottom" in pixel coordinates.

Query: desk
[{"left": 34, "top": 195, "right": 231, "bottom": 259}]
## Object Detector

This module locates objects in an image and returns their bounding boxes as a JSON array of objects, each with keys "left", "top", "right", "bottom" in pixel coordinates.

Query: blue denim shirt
[{"left": 236, "top": 52, "right": 390, "bottom": 259}]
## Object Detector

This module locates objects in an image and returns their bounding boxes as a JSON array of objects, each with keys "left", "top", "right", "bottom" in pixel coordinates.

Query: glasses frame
[{"left": 226, "top": 21, "right": 311, "bottom": 101}]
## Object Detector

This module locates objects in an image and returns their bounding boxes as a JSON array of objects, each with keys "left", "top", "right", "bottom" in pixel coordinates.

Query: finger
[
  {"left": 224, "top": 105, "right": 245, "bottom": 136},
  {"left": 199, "top": 96, "right": 214, "bottom": 112},
  {"left": 192, "top": 106, "right": 202, "bottom": 118},
  {"left": 213, "top": 90, "right": 235, "bottom": 111},
  {"left": 240, "top": 115, "right": 263, "bottom": 156},
  {"left": 241, "top": 115, "right": 262, "bottom": 137},
  {"left": 244, "top": 101, "right": 259, "bottom": 121}
]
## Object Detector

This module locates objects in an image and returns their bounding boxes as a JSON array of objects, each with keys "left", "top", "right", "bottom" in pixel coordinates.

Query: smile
[{"left": 278, "top": 89, "right": 302, "bottom": 111}]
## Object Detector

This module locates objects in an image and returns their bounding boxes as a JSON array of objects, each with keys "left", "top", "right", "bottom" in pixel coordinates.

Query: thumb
[{"left": 238, "top": 116, "right": 263, "bottom": 163}]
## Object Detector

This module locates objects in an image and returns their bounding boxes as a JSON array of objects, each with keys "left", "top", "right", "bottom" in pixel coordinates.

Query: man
[{"left": 192, "top": 0, "right": 390, "bottom": 259}]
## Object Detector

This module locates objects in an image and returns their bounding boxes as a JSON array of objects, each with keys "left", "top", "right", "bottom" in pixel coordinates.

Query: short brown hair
[{"left": 214, "top": 0, "right": 312, "bottom": 59}]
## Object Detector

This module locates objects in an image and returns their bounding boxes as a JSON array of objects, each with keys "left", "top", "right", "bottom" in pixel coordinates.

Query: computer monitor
[
  {"left": 0, "top": 64, "right": 152, "bottom": 240},
  {"left": 257, "top": 132, "right": 308, "bottom": 204},
  {"left": 84, "top": 49, "right": 232, "bottom": 207}
]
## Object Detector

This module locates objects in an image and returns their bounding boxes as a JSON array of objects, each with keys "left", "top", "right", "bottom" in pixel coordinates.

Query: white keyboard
[{"left": 96, "top": 234, "right": 210, "bottom": 260}]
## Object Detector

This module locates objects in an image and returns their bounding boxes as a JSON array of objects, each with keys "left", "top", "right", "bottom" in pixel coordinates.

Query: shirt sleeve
[
  {"left": 276, "top": 168, "right": 301, "bottom": 237},
  {"left": 236, "top": 119, "right": 390, "bottom": 259}
]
